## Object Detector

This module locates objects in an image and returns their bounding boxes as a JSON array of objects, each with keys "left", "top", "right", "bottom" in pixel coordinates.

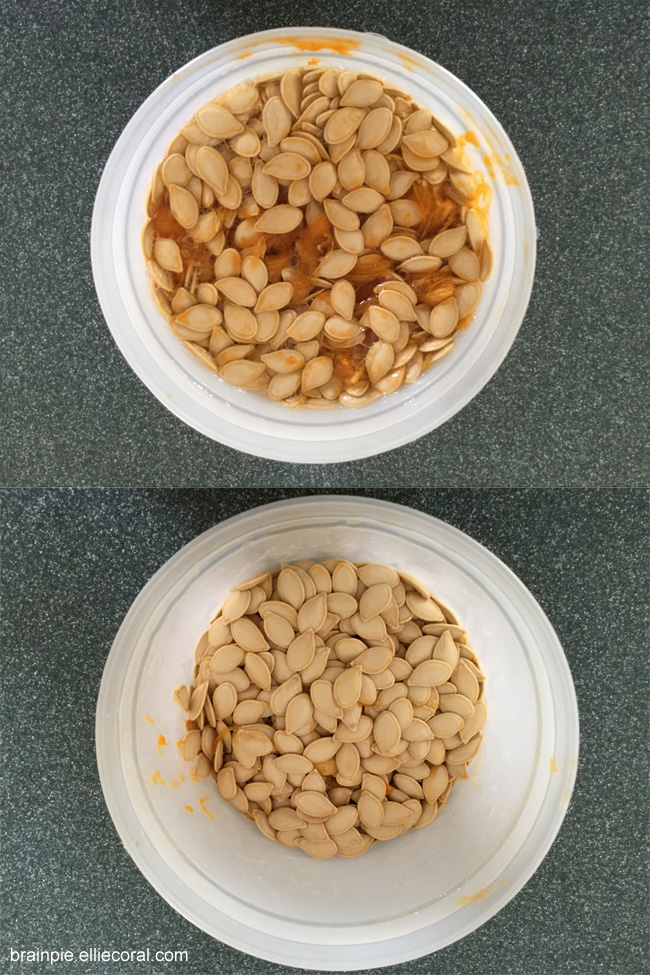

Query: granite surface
[
  {"left": 1, "top": 0, "right": 648, "bottom": 487},
  {"left": 1, "top": 489, "right": 648, "bottom": 974}
]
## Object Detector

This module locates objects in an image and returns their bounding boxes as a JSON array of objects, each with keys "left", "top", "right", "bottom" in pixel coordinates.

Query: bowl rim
[
  {"left": 91, "top": 27, "right": 537, "bottom": 464},
  {"left": 95, "top": 495, "right": 578, "bottom": 970}
]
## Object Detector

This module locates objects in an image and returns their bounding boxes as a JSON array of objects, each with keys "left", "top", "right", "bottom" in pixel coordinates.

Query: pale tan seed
[
  {"left": 438, "top": 693, "right": 475, "bottom": 716},
  {"left": 214, "top": 277, "right": 257, "bottom": 307},
  {"left": 373, "top": 711, "right": 401, "bottom": 754},
  {"left": 261, "top": 349, "right": 305, "bottom": 374},
  {"left": 162, "top": 153, "right": 192, "bottom": 188},
  {"left": 285, "top": 693, "right": 314, "bottom": 735},
  {"left": 358, "top": 584, "right": 393, "bottom": 622},
  {"left": 368, "top": 305, "right": 400, "bottom": 342},
  {"left": 333, "top": 665, "right": 363, "bottom": 710},
  {"left": 254, "top": 205, "right": 303, "bottom": 234},
  {"left": 262, "top": 152, "right": 311, "bottom": 181},
  {"left": 244, "top": 652, "right": 272, "bottom": 691},
  {"left": 327, "top": 280, "right": 355, "bottom": 321},
  {"left": 405, "top": 591, "right": 445, "bottom": 621},
  {"left": 230, "top": 617, "right": 269, "bottom": 652},
  {"left": 220, "top": 84, "right": 257, "bottom": 114},
  {"left": 323, "top": 198, "right": 360, "bottom": 231},
  {"left": 212, "top": 682, "right": 238, "bottom": 720},
  {"left": 430, "top": 712, "right": 465, "bottom": 738},
  {"left": 280, "top": 135, "right": 321, "bottom": 164},
  {"left": 196, "top": 103, "right": 244, "bottom": 139},
  {"left": 233, "top": 699, "right": 268, "bottom": 724},
  {"left": 335, "top": 741, "right": 361, "bottom": 779},
  {"left": 446, "top": 735, "right": 482, "bottom": 765},
  {"left": 361, "top": 204, "right": 394, "bottom": 248},
  {"left": 309, "top": 161, "right": 337, "bottom": 201},
  {"left": 286, "top": 311, "right": 325, "bottom": 342},
  {"left": 268, "top": 806, "right": 305, "bottom": 831},
  {"left": 460, "top": 701, "right": 487, "bottom": 743},
  {"left": 182, "top": 729, "right": 202, "bottom": 761},
  {"left": 365, "top": 341, "right": 395, "bottom": 385},
  {"left": 398, "top": 255, "right": 441, "bottom": 273},
  {"left": 402, "top": 129, "right": 448, "bottom": 158},
  {"left": 301, "top": 356, "right": 334, "bottom": 393},
  {"left": 380, "top": 235, "right": 422, "bottom": 261},
  {"left": 375, "top": 114, "right": 403, "bottom": 154},
  {"left": 216, "top": 766, "right": 237, "bottom": 801},
  {"left": 430, "top": 225, "right": 467, "bottom": 258},
  {"left": 298, "top": 837, "right": 338, "bottom": 859},
  {"left": 295, "top": 790, "right": 336, "bottom": 820},
  {"left": 448, "top": 248, "right": 481, "bottom": 281},
  {"left": 324, "top": 107, "right": 366, "bottom": 145},
  {"left": 387, "top": 169, "right": 419, "bottom": 200},
  {"left": 340, "top": 78, "right": 382, "bottom": 108},
  {"left": 317, "top": 249, "right": 358, "bottom": 279},
  {"left": 456, "top": 282, "right": 482, "bottom": 319},
  {"left": 342, "top": 187, "right": 384, "bottom": 213},
  {"left": 251, "top": 162, "right": 279, "bottom": 209},
  {"left": 168, "top": 184, "right": 198, "bottom": 229},
  {"left": 337, "top": 150, "right": 365, "bottom": 190},
  {"left": 220, "top": 359, "right": 266, "bottom": 386},
  {"left": 195, "top": 145, "right": 229, "bottom": 195},
  {"left": 452, "top": 659, "right": 480, "bottom": 702},
  {"left": 211, "top": 644, "right": 245, "bottom": 673},
  {"left": 255, "top": 282, "right": 293, "bottom": 313},
  {"left": 286, "top": 629, "right": 316, "bottom": 672},
  {"left": 268, "top": 371, "right": 301, "bottom": 401},
  {"left": 223, "top": 303, "right": 257, "bottom": 342},
  {"left": 262, "top": 96, "right": 293, "bottom": 147},
  {"left": 357, "top": 790, "right": 384, "bottom": 828},
  {"left": 298, "top": 592, "right": 328, "bottom": 632},
  {"left": 408, "top": 660, "right": 453, "bottom": 688},
  {"left": 356, "top": 108, "right": 393, "bottom": 150},
  {"left": 240, "top": 255, "right": 268, "bottom": 294},
  {"left": 153, "top": 238, "right": 183, "bottom": 274},
  {"left": 264, "top": 612, "right": 296, "bottom": 649},
  {"left": 333, "top": 226, "right": 365, "bottom": 254},
  {"left": 274, "top": 752, "right": 312, "bottom": 775},
  {"left": 389, "top": 199, "right": 422, "bottom": 226},
  {"left": 270, "top": 673, "right": 303, "bottom": 716}
]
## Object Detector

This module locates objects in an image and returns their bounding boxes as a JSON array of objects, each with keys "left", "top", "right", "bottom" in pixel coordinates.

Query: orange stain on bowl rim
[
  {"left": 200, "top": 795, "right": 215, "bottom": 819},
  {"left": 145, "top": 714, "right": 155, "bottom": 723},
  {"left": 459, "top": 879, "right": 506, "bottom": 907},
  {"left": 457, "top": 130, "right": 480, "bottom": 149},
  {"left": 236, "top": 50, "right": 252, "bottom": 60},
  {"left": 150, "top": 770, "right": 164, "bottom": 786},
  {"left": 184, "top": 805, "right": 194, "bottom": 814},
  {"left": 168, "top": 771, "right": 185, "bottom": 789},
  {"left": 307, "top": 57, "right": 319, "bottom": 65},
  {"left": 275, "top": 36, "right": 360, "bottom": 56},
  {"left": 550, "top": 756, "right": 558, "bottom": 774},
  {"left": 156, "top": 734, "right": 169, "bottom": 758},
  {"left": 397, "top": 51, "right": 419, "bottom": 72}
]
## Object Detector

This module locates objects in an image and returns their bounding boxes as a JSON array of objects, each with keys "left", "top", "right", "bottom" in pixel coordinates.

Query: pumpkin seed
[
  {"left": 324, "top": 107, "right": 366, "bottom": 145},
  {"left": 356, "top": 108, "right": 393, "bottom": 150},
  {"left": 323, "top": 198, "right": 360, "bottom": 231},
  {"left": 254, "top": 204, "right": 303, "bottom": 234}
]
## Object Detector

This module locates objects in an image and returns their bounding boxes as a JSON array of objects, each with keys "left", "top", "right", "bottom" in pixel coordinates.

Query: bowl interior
[
  {"left": 110, "top": 500, "right": 562, "bottom": 949},
  {"left": 93, "top": 29, "right": 536, "bottom": 461}
]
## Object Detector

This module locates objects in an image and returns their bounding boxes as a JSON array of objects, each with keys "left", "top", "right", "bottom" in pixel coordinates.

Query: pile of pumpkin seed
[
  {"left": 174, "top": 559, "right": 486, "bottom": 859},
  {"left": 143, "top": 66, "right": 492, "bottom": 409}
]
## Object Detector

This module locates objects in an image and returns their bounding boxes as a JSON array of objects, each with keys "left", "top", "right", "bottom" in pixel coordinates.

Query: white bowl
[
  {"left": 96, "top": 496, "right": 577, "bottom": 970},
  {"left": 91, "top": 28, "right": 536, "bottom": 464}
]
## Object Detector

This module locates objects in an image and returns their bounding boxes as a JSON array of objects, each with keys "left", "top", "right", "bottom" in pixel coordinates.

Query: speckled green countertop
[
  {"left": 1, "top": 0, "right": 647, "bottom": 486},
  {"left": 1, "top": 489, "right": 648, "bottom": 974}
]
